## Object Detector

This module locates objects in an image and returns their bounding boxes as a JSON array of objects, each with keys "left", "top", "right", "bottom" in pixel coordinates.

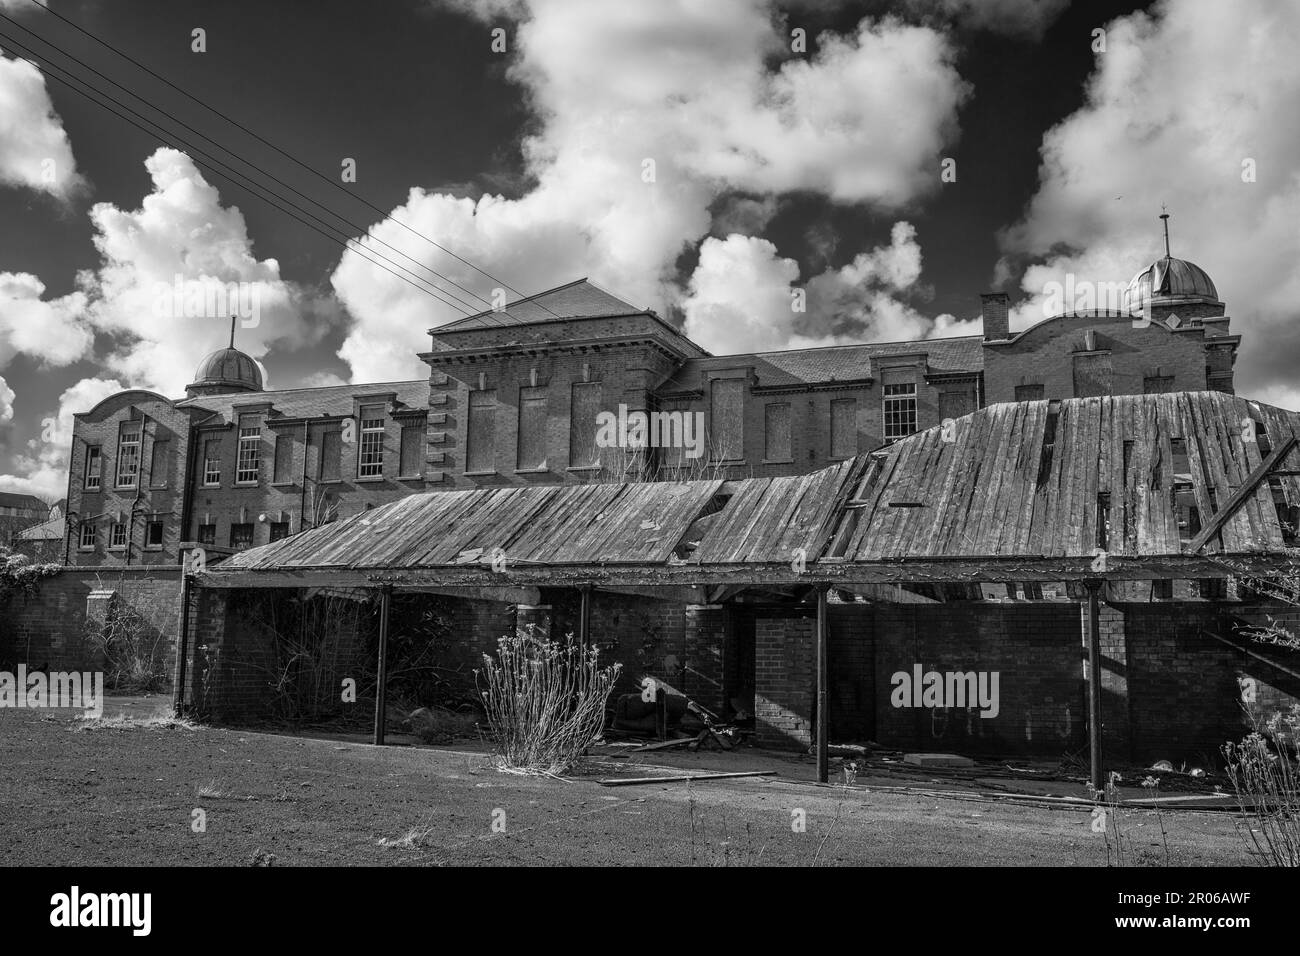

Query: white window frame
[
  {"left": 109, "top": 521, "right": 127, "bottom": 550},
  {"left": 79, "top": 523, "right": 96, "bottom": 549},
  {"left": 115, "top": 423, "right": 141, "bottom": 489},
  {"left": 84, "top": 445, "right": 102, "bottom": 491},
  {"left": 357, "top": 405, "right": 385, "bottom": 479},
  {"left": 882, "top": 382, "right": 918, "bottom": 442},
  {"left": 202, "top": 440, "right": 221, "bottom": 486},
  {"left": 236, "top": 424, "right": 261, "bottom": 484}
]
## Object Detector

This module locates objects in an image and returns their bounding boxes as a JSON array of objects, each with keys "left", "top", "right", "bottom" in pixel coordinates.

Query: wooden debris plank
[{"left": 599, "top": 770, "right": 776, "bottom": 787}]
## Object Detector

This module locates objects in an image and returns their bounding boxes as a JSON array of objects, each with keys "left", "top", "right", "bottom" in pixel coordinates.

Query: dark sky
[{"left": 13, "top": 0, "right": 1282, "bottom": 496}]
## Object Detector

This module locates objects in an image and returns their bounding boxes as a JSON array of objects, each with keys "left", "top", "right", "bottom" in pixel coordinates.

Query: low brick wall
[{"left": 1, "top": 567, "right": 183, "bottom": 688}]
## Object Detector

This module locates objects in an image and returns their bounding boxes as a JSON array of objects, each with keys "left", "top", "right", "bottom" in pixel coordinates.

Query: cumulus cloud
[
  {"left": 683, "top": 222, "right": 976, "bottom": 355},
  {"left": 906, "top": 0, "right": 1070, "bottom": 37},
  {"left": 0, "top": 376, "right": 122, "bottom": 499},
  {"left": 998, "top": 0, "right": 1300, "bottom": 407},
  {"left": 79, "top": 148, "right": 334, "bottom": 395},
  {"left": 0, "top": 373, "right": 14, "bottom": 425},
  {"left": 0, "top": 272, "right": 92, "bottom": 367},
  {"left": 0, "top": 49, "right": 84, "bottom": 197},
  {"left": 332, "top": 0, "right": 968, "bottom": 380}
]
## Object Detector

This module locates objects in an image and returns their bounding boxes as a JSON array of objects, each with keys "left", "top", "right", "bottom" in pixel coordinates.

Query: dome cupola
[
  {"left": 1122, "top": 212, "right": 1221, "bottom": 316},
  {"left": 185, "top": 318, "right": 264, "bottom": 397}
]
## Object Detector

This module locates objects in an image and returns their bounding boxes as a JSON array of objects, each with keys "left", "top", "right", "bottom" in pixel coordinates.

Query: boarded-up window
[
  {"left": 149, "top": 438, "right": 170, "bottom": 487},
  {"left": 399, "top": 423, "right": 423, "bottom": 477},
  {"left": 517, "top": 387, "right": 548, "bottom": 470},
  {"left": 466, "top": 389, "right": 497, "bottom": 473},
  {"left": 764, "top": 403, "right": 791, "bottom": 461},
  {"left": 1143, "top": 375, "right": 1175, "bottom": 394},
  {"left": 272, "top": 432, "right": 293, "bottom": 483},
  {"left": 1073, "top": 353, "right": 1113, "bottom": 398},
  {"left": 830, "top": 399, "right": 856, "bottom": 458},
  {"left": 320, "top": 430, "right": 341, "bottom": 482},
  {"left": 569, "top": 382, "right": 601, "bottom": 468},
  {"left": 939, "top": 389, "right": 974, "bottom": 420},
  {"left": 1013, "top": 384, "right": 1044, "bottom": 402},
  {"left": 710, "top": 378, "right": 744, "bottom": 461}
]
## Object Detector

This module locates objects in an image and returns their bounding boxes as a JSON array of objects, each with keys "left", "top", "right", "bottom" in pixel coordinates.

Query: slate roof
[
  {"left": 178, "top": 380, "right": 428, "bottom": 423},
  {"left": 660, "top": 335, "right": 984, "bottom": 393},
  {"left": 434, "top": 278, "right": 646, "bottom": 332}
]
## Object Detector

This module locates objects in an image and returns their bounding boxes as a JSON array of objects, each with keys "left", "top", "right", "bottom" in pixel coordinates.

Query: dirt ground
[{"left": 0, "top": 698, "right": 1256, "bottom": 867}]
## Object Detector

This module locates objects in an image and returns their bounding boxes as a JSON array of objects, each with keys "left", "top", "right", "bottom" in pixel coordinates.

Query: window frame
[
  {"left": 357, "top": 405, "right": 386, "bottom": 480},
  {"left": 882, "top": 382, "right": 918, "bottom": 442},
  {"left": 84, "top": 445, "right": 102, "bottom": 491},
  {"left": 115, "top": 422, "right": 142, "bottom": 489},
  {"left": 108, "top": 521, "right": 127, "bottom": 551},
  {"left": 202, "top": 438, "right": 222, "bottom": 487},
  {"left": 78, "top": 522, "right": 96, "bottom": 550},
  {"left": 144, "top": 520, "right": 164, "bottom": 550},
  {"left": 235, "top": 421, "right": 262, "bottom": 485}
]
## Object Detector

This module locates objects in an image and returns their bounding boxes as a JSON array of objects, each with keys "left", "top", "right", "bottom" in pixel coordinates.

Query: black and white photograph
[{"left": 0, "top": 0, "right": 1295, "bottom": 923}]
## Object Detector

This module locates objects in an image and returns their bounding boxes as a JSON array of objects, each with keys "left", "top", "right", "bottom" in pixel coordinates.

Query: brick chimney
[{"left": 981, "top": 292, "right": 1010, "bottom": 340}]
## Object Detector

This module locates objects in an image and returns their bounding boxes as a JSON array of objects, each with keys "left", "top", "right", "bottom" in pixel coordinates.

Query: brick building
[{"left": 59, "top": 250, "right": 1239, "bottom": 566}]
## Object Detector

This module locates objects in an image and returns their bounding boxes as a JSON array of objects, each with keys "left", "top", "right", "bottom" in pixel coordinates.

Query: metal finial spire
[
  {"left": 1159, "top": 207, "right": 1171, "bottom": 258},
  {"left": 229, "top": 315, "right": 237, "bottom": 349}
]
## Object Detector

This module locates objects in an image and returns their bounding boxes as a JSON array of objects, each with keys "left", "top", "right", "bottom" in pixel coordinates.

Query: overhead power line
[
  {"left": 0, "top": 25, "right": 481, "bottom": 316},
  {"left": 18, "top": 0, "right": 564, "bottom": 322}
]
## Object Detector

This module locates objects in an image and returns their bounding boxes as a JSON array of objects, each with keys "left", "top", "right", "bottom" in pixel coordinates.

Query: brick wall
[
  {"left": 983, "top": 313, "right": 1224, "bottom": 404},
  {"left": 754, "top": 615, "right": 815, "bottom": 748},
  {"left": 1, "top": 567, "right": 183, "bottom": 686}
]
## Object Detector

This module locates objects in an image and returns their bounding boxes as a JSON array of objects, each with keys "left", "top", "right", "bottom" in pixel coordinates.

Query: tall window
[
  {"left": 273, "top": 432, "right": 293, "bottom": 483},
  {"left": 358, "top": 405, "right": 385, "bottom": 478},
  {"left": 109, "top": 522, "right": 127, "bottom": 550},
  {"left": 84, "top": 445, "right": 102, "bottom": 491},
  {"left": 79, "top": 523, "right": 96, "bottom": 548},
  {"left": 883, "top": 383, "right": 917, "bottom": 441},
  {"left": 320, "top": 430, "right": 342, "bottom": 481},
  {"left": 197, "top": 524, "right": 216, "bottom": 546},
  {"left": 116, "top": 422, "right": 141, "bottom": 488},
  {"left": 830, "top": 399, "right": 857, "bottom": 458},
  {"left": 466, "top": 390, "right": 497, "bottom": 474},
  {"left": 399, "top": 423, "right": 423, "bottom": 477},
  {"left": 149, "top": 438, "right": 170, "bottom": 487},
  {"left": 230, "top": 523, "right": 254, "bottom": 550},
  {"left": 202, "top": 439, "right": 221, "bottom": 485},
  {"left": 709, "top": 378, "right": 744, "bottom": 461},
  {"left": 568, "top": 382, "right": 601, "bottom": 469},
  {"left": 145, "top": 521, "right": 164, "bottom": 549},
  {"left": 236, "top": 418, "right": 261, "bottom": 483},
  {"left": 517, "top": 387, "right": 547, "bottom": 470},
  {"left": 764, "top": 404, "right": 791, "bottom": 462},
  {"left": 269, "top": 521, "right": 290, "bottom": 542}
]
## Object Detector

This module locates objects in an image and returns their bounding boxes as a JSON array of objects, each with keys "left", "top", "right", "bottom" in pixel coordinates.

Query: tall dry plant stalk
[
  {"left": 476, "top": 631, "right": 620, "bottom": 776},
  {"left": 1223, "top": 704, "right": 1300, "bottom": 867}
]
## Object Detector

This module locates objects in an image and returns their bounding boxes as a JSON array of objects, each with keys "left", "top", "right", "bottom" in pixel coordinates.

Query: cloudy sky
[{"left": 1, "top": 0, "right": 1297, "bottom": 499}]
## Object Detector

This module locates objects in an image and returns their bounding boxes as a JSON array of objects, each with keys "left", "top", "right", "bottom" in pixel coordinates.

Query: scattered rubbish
[
  {"left": 1190, "top": 768, "right": 1206, "bottom": 778},
  {"left": 599, "top": 770, "right": 776, "bottom": 787},
  {"left": 1150, "top": 759, "right": 1174, "bottom": 772},
  {"left": 904, "top": 753, "right": 975, "bottom": 768}
]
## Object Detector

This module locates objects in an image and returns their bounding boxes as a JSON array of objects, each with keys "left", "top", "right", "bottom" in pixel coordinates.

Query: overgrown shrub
[
  {"left": 1223, "top": 705, "right": 1300, "bottom": 866},
  {"left": 476, "top": 631, "right": 620, "bottom": 775},
  {"left": 83, "top": 602, "right": 169, "bottom": 692}
]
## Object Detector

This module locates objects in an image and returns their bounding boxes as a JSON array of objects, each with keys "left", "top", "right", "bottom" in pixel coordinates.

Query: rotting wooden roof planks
[{"left": 211, "top": 391, "right": 1300, "bottom": 581}]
